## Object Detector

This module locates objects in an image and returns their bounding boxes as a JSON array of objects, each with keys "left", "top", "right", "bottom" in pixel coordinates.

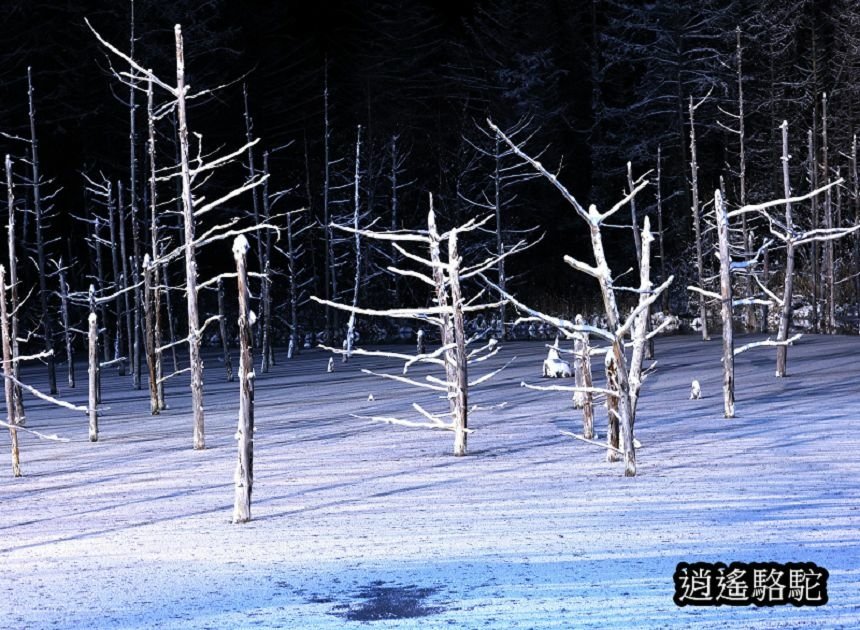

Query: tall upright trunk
[
  {"left": 58, "top": 261, "right": 74, "bottom": 388},
  {"left": 715, "top": 189, "right": 735, "bottom": 418},
  {"left": 146, "top": 77, "right": 164, "bottom": 409},
  {"left": 118, "top": 182, "right": 136, "bottom": 387},
  {"left": 808, "top": 128, "right": 820, "bottom": 333},
  {"left": 322, "top": 63, "right": 336, "bottom": 342},
  {"left": 128, "top": 0, "right": 142, "bottom": 387},
  {"left": 448, "top": 230, "right": 469, "bottom": 457},
  {"left": 28, "top": 68, "right": 57, "bottom": 395},
  {"left": 494, "top": 134, "right": 507, "bottom": 339},
  {"left": 0, "top": 265, "right": 21, "bottom": 476},
  {"left": 689, "top": 96, "right": 709, "bottom": 341},
  {"left": 736, "top": 28, "right": 755, "bottom": 332},
  {"left": 821, "top": 93, "right": 835, "bottom": 333},
  {"left": 656, "top": 146, "right": 668, "bottom": 314},
  {"left": 5, "top": 156, "right": 23, "bottom": 422},
  {"left": 852, "top": 134, "right": 860, "bottom": 333},
  {"left": 143, "top": 255, "right": 160, "bottom": 414},
  {"left": 175, "top": 25, "right": 206, "bottom": 450},
  {"left": 260, "top": 151, "right": 274, "bottom": 371},
  {"left": 242, "top": 84, "right": 265, "bottom": 350},
  {"left": 107, "top": 183, "right": 125, "bottom": 375},
  {"left": 87, "top": 310, "right": 99, "bottom": 441},
  {"left": 776, "top": 122, "right": 796, "bottom": 376},
  {"left": 217, "top": 277, "right": 233, "bottom": 381},
  {"left": 344, "top": 126, "right": 362, "bottom": 361},
  {"left": 232, "top": 236, "right": 254, "bottom": 524}
]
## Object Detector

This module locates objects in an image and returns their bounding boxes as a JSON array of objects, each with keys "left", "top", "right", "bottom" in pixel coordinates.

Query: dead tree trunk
[
  {"left": 218, "top": 277, "right": 234, "bottom": 381},
  {"left": 242, "top": 84, "right": 266, "bottom": 351},
  {"left": 118, "top": 182, "right": 137, "bottom": 388},
  {"left": 821, "top": 93, "right": 835, "bottom": 333},
  {"left": 175, "top": 25, "right": 206, "bottom": 450},
  {"left": 689, "top": 96, "right": 709, "bottom": 341},
  {"left": 89, "top": 286, "right": 101, "bottom": 404},
  {"left": 715, "top": 189, "right": 735, "bottom": 418},
  {"left": 93, "top": 217, "right": 111, "bottom": 363},
  {"left": 107, "top": 183, "right": 126, "bottom": 375},
  {"left": 28, "top": 68, "right": 57, "bottom": 394},
  {"left": 146, "top": 77, "right": 165, "bottom": 410},
  {"left": 573, "top": 315, "right": 594, "bottom": 439},
  {"left": 427, "top": 204, "right": 462, "bottom": 455},
  {"left": 604, "top": 351, "right": 620, "bottom": 462},
  {"left": 58, "top": 261, "right": 74, "bottom": 388},
  {"left": 656, "top": 146, "right": 669, "bottom": 314},
  {"left": 5, "top": 156, "right": 23, "bottom": 422},
  {"left": 260, "top": 150, "right": 275, "bottom": 369},
  {"left": 776, "top": 121, "right": 795, "bottom": 377},
  {"left": 808, "top": 128, "right": 821, "bottom": 333},
  {"left": 344, "top": 126, "right": 362, "bottom": 362},
  {"left": 1, "top": 265, "right": 21, "bottom": 476},
  {"left": 232, "top": 235, "right": 254, "bottom": 524},
  {"left": 142, "top": 255, "right": 160, "bottom": 414},
  {"left": 88, "top": 311, "right": 99, "bottom": 441},
  {"left": 448, "top": 229, "right": 469, "bottom": 457}
]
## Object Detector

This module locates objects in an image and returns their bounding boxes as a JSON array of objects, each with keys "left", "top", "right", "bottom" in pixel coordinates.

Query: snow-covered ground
[{"left": 2, "top": 334, "right": 859, "bottom": 628}]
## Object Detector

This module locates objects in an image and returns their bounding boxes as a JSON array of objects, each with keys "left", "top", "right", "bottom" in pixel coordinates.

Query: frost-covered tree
[{"left": 312, "top": 195, "right": 528, "bottom": 456}]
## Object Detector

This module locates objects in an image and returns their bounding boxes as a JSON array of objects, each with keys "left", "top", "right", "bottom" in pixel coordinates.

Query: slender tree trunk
[
  {"left": 1, "top": 265, "right": 21, "bottom": 476},
  {"left": 5, "top": 156, "right": 23, "bottom": 422},
  {"left": 776, "top": 123, "right": 796, "bottom": 376},
  {"left": 852, "top": 134, "right": 860, "bottom": 333},
  {"left": 261, "top": 151, "right": 274, "bottom": 368},
  {"left": 242, "top": 84, "right": 266, "bottom": 350},
  {"left": 344, "top": 126, "right": 362, "bottom": 362},
  {"left": 88, "top": 311, "right": 99, "bottom": 441},
  {"left": 175, "top": 25, "right": 206, "bottom": 450},
  {"left": 494, "top": 134, "right": 508, "bottom": 339},
  {"left": 689, "top": 96, "right": 709, "bottom": 341},
  {"left": 322, "top": 63, "right": 335, "bottom": 342},
  {"left": 88, "top": 286, "right": 101, "bottom": 404},
  {"left": 821, "top": 93, "right": 835, "bottom": 333},
  {"left": 218, "top": 277, "right": 233, "bottom": 382},
  {"left": 146, "top": 77, "right": 165, "bottom": 410},
  {"left": 448, "top": 229, "right": 469, "bottom": 457},
  {"left": 142, "top": 256, "right": 160, "bottom": 414},
  {"left": 107, "top": 183, "right": 126, "bottom": 375},
  {"left": 656, "top": 146, "right": 668, "bottom": 314},
  {"left": 28, "top": 68, "right": 57, "bottom": 394},
  {"left": 808, "top": 128, "right": 820, "bottom": 333},
  {"left": 736, "top": 28, "right": 755, "bottom": 332},
  {"left": 715, "top": 189, "right": 735, "bottom": 418},
  {"left": 94, "top": 217, "right": 111, "bottom": 363},
  {"left": 159, "top": 241, "right": 179, "bottom": 374},
  {"left": 232, "top": 236, "right": 254, "bottom": 524},
  {"left": 604, "top": 351, "right": 620, "bottom": 462},
  {"left": 574, "top": 315, "right": 593, "bottom": 439},
  {"left": 427, "top": 201, "right": 459, "bottom": 454},
  {"left": 118, "top": 182, "right": 137, "bottom": 388},
  {"left": 58, "top": 261, "right": 74, "bottom": 388}
]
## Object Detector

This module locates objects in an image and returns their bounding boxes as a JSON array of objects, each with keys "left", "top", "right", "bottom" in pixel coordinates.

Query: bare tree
[
  {"left": 689, "top": 94, "right": 710, "bottom": 340},
  {"left": 489, "top": 120, "right": 673, "bottom": 476},
  {"left": 88, "top": 20, "right": 273, "bottom": 449},
  {"left": 0, "top": 265, "right": 21, "bottom": 476},
  {"left": 312, "top": 195, "right": 525, "bottom": 456}
]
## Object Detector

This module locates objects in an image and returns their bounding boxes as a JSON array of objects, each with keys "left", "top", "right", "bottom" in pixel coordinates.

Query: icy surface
[{"left": 2, "top": 334, "right": 859, "bottom": 628}]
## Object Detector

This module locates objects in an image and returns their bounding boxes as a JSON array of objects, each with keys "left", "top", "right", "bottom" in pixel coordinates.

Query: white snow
[{"left": 2, "top": 334, "right": 859, "bottom": 628}]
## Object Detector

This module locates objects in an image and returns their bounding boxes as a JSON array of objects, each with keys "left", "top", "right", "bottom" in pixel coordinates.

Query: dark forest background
[{"left": 0, "top": 0, "right": 858, "bottom": 344}]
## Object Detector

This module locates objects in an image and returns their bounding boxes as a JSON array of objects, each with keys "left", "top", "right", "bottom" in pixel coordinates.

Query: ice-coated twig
[
  {"left": 0, "top": 418, "right": 69, "bottom": 442},
  {"left": 734, "top": 334, "right": 802, "bottom": 356},
  {"left": 2, "top": 374, "right": 87, "bottom": 414},
  {"left": 521, "top": 380, "right": 617, "bottom": 397},
  {"left": 359, "top": 368, "right": 448, "bottom": 392},
  {"left": 560, "top": 430, "right": 624, "bottom": 455},
  {"left": 351, "top": 413, "right": 474, "bottom": 433}
]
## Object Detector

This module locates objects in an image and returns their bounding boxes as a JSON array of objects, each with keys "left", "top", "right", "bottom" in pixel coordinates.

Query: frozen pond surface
[{"left": 2, "top": 334, "right": 859, "bottom": 628}]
